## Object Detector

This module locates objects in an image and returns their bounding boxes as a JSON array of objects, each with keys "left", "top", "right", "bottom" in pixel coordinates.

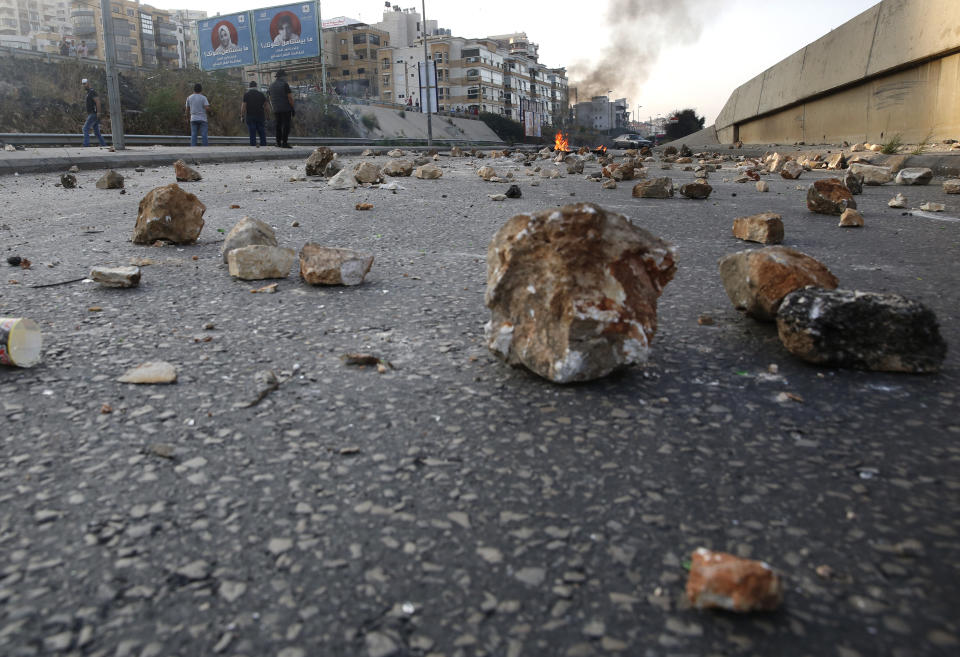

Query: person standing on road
[
  {"left": 185, "top": 83, "right": 211, "bottom": 147},
  {"left": 81, "top": 78, "right": 106, "bottom": 148},
  {"left": 240, "top": 81, "right": 268, "bottom": 147},
  {"left": 268, "top": 70, "right": 294, "bottom": 149}
]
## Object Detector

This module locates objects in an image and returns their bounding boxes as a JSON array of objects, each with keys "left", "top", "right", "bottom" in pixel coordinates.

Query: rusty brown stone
[
  {"left": 718, "top": 246, "right": 838, "bottom": 321},
  {"left": 686, "top": 548, "right": 783, "bottom": 612},
  {"left": 173, "top": 159, "right": 202, "bottom": 182},
  {"left": 807, "top": 178, "right": 857, "bottom": 215},
  {"left": 732, "top": 213, "right": 784, "bottom": 244},
  {"left": 631, "top": 178, "right": 674, "bottom": 199},
  {"left": 133, "top": 183, "right": 206, "bottom": 245},
  {"left": 484, "top": 203, "right": 676, "bottom": 383}
]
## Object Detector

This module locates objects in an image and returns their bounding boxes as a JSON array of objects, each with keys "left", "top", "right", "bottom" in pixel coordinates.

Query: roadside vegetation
[{"left": 0, "top": 57, "right": 355, "bottom": 137}]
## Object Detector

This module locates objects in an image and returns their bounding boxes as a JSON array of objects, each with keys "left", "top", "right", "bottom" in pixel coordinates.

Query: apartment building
[
  {"left": 375, "top": 24, "right": 567, "bottom": 129},
  {"left": 573, "top": 96, "right": 629, "bottom": 133},
  {"left": 0, "top": 0, "right": 72, "bottom": 52},
  {"left": 69, "top": 1, "right": 201, "bottom": 69}
]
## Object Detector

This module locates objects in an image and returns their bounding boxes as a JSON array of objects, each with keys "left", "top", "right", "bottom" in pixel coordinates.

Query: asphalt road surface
[{"left": 1, "top": 150, "right": 958, "bottom": 657}]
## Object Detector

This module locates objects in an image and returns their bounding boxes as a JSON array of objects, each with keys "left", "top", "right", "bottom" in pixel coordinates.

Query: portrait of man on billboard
[
  {"left": 212, "top": 21, "right": 239, "bottom": 54},
  {"left": 271, "top": 12, "right": 300, "bottom": 45}
]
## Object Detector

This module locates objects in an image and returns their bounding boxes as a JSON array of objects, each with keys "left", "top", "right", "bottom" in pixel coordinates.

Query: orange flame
[
  {"left": 554, "top": 131, "right": 569, "bottom": 152},
  {"left": 596, "top": 145, "right": 607, "bottom": 154}
]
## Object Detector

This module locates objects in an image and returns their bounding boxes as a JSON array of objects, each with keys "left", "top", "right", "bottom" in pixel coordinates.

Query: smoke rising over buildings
[{"left": 569, "top": 0, "right": 709, "bottom": 102}]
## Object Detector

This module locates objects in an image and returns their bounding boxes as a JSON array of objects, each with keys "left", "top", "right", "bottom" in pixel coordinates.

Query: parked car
[{"left": 612, "top": 133, "right": 653, "bottom": 148}]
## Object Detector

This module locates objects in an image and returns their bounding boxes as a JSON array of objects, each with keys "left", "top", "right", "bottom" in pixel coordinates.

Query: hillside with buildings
[{"left": 1, "top": 2, "right": 644, "bottom": 138}]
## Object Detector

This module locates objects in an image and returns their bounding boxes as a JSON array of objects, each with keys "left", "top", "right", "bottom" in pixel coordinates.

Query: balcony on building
[
  {"left": 71, "top": 9, "right": 96, "bottom": 36},
  {"left": 155, "top": 24, "right": 177, "bottom": 46},
  {"left": 157, "top": 45, "right": 177, "bottom": 61}
]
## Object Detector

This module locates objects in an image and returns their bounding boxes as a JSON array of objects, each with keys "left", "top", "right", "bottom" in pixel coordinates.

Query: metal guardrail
[{"left": 0, "top": 133, "right": 505, "bottom": 148}]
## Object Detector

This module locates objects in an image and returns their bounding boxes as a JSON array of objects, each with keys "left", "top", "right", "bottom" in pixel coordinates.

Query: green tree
[
  {"left": 479, "top": 112, "right": 524, "bottom": 144},
  {"left": 665, "top": 108, "right": 705, "bottom": 141},
  {"left": 143, "top": 88, "right": 182, "bottom": 132}
]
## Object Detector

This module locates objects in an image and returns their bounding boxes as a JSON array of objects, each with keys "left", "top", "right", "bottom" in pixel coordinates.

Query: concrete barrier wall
[
  {"left": 715, "top": 0, "right": 960, "bottom": 143},
  {"left": 734, "top": 52, "right": 960, "bottom": 144}
]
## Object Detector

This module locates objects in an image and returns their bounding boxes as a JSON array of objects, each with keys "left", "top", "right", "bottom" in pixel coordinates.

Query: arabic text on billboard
[
  {"left": 254, "top": 3, "right": 320, "bottom": 64},
  {"left": 198, "top": 12, "right": 255, "bottom": 70}
]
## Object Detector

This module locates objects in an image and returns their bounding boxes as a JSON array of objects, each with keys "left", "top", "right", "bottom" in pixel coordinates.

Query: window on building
[
  {"left": 357, "top": 68, "right": 365, "bottom": 74},
  {"left": 126, "top": 9, "right": 133, "bottom": 16},
  {"left": 341, "top": 54, "right": 348, "bottom": 60},
  {"left": 381, "top": 58, "right": 390, "bottom": 68},
  {"left": 368, "top": 34, "right": 379, "bottom": 45},
  {"left": 353, "top": 33, "right": 365, "bottom": 44},
  {"left": 340, "top": 39, "right": 345, "bottom": 45},
  {"left": 462, "top": 48, "right": 479, "bottom": 58},
  {"left": 112, "top": 7, "right": 120, "bottom": 13},
  {"left": 383, "top": 75, "right": 390, "bottom": 86},
  {"left": 342, "top": 70, "right": 349, "bottom": 76}
]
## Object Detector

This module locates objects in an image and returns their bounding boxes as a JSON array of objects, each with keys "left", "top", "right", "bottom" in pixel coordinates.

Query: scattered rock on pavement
[
  {"left": 843, "top": 170, "right": 864, "bottom": 195},
  {"left": 174, "top": 159, "right": 202, "bottom": 182},
  {"left": 304, "top": 147, "right": 335, "bottom": 176},
  {"left": 60, "top": 173, "right": 77, "bottom": 188},
  {"left": 718, "top": 246, "right": 838, "bottom": 321},
  {"left": 756, "top": 181, "right": 769, "bottom": 192},
  {"left": 227, "top": 245, "right": 296, "bottom": 280},
  {"left": 328, "top": 168, "right": 357, "bottom": 189},
  {"left": 221, "top": 217, "right": 278, "bottom": 263},
  {"left": 601, "top": 179, "right": 617, "bottom": 190},
  {"left": 382, "top": 160, "right": 413, "bottom": 177},
  {"left": 505, "top": 184, "right": 522, "bottom": 198},
  {"left": 732, "top": 213, "right": 784, "bottom": 244},
  {"left": 850, "top": 162, "right": 893, "bottom": 185},
  {"left": 354, "top": 161, "right": 383, "bottom": 184},
  {"left": 838, "top": 208, "right": 864, "bottom": 227},
  {"left": 414, "top": 164, "right": 442, "bottom": 179},
  {"left": 96, "top": 170, "right": 124, "bottom": 189},
  {"left": 920, "top": 201, "right": 945, "bottom": 212},
  {"left": 826, "top": 152, "right": 846, "bottom": 169},
  {"left": 355, "top": 202, "right": 373, "bottom": 210},
  {"left": 117, "top": 361, "right": 177, "bottom": 384},
  {"left": 450, "top": 146, "right": 463, "bottom": 157},
  {"left": 807, "top": 178, "right": 857, "bottom": 215},
  {"left": 324, "top": 158, "right": 343, "bottom": 177},
  {"left": 386, "top": 149, "right": 404, "bottom": 157},
  {"left": 943, "top": 179, "right": 960, "bottom": 194},
  {"left": 686, "top": 548, "right": 783, "bottom": 612},
  {"left": 679, "top": 181, "right": 712, "bottom": 199},
  {"left": 780, "top": 160, "right": 804, "bottom": 179},
  {"left": 777, "top": 287, "right": 947, "bottom": 373},
  {"left": 477, "top": 166, "right": 497, "bottom": 181},
  {"left": 488, "top": 194, "right": 507, "bottom": 201},
  {"left": 895, "top": 167, "right": 933, "bottom": 185},
  {"left": 89, "top": 265, "right": 141, "bottom": 288},
  {"left": 484, "top": 203, "right": 676, "bottom": 383},
  {"left": 133, "top": 184, "right": 206, "bottom": 245},
  {"left": 632, "top": 177, "right": 674, "bottom": 198},
  {"left": 888, "top": 193, "right": 907, "bottom": 208},
  {"left": 300, "top": 244, "right": 373, "bottom": 286}
]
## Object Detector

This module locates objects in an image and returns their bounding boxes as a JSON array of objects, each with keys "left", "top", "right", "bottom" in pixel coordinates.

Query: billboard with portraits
[
  {"left": 253, "top": 3, "right": 320, "bottom": 64},
  {"left": 198, "top": 12, "right": 255, "bottom": 70}
]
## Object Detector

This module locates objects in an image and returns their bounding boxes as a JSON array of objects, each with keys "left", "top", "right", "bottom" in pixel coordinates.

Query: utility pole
[
  {"left": 99, "top": 0, "right": 124, "bottom": 149},
  {"left": 317, "top": 0, "right": 326, "bottom": 94},
  {"left": 421, "top": 0, "right": 432, "bottom": 146}
]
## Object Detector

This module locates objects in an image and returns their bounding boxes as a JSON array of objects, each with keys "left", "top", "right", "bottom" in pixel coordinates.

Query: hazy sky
[{"left": 152, "top": 0, "right": 880, "bottom": 124}]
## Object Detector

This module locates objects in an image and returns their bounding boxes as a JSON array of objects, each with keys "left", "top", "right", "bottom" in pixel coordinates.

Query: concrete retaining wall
[
  {"left": 341, "top": 104, "right": 502, "bottom": 142},
  {"left": 715, "top": 0, "right": 960, "bottom": 144}
]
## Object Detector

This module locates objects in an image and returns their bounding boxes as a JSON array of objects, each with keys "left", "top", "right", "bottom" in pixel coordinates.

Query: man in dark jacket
[
  {"left": 240, "top": 81, "right": 269, "bottom": 147},
  {"left": 81, "top": 78, "right": 107, "bottom": 147},
  {"left": 268, "top": 69, "right": 295, "bottom": 149}
]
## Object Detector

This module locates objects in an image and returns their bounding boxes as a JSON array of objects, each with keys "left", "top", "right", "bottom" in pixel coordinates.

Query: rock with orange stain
[
  {"left": 718, "top": 246, "right": 838, "bottom": 321},
  {"left": 484, "top": 203, "right": 676, "bottom": 383},
  {"left": 686, "top": 548, "right": 783, "bottom": 612},
  {"left": 807, "top": 178, "right": 857, "bottom": 215}
]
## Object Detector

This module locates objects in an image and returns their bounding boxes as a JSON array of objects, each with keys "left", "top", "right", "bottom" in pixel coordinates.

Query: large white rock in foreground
[{"left": 484, "top": 203, "right": 676, "bottom": 383}]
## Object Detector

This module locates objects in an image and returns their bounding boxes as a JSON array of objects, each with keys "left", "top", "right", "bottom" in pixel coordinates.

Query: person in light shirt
[{"left": 272, "top": 15, "right": 298, "bottom": 45}]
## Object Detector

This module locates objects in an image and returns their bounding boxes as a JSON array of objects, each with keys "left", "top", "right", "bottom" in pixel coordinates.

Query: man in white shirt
[{"left": 184, "top": 83, "right": 211, "bottom": 146}]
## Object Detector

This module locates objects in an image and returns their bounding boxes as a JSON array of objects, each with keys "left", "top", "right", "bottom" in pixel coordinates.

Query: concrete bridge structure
[{"left": 713, "top": 0, "right": 960, "bottom": 145}]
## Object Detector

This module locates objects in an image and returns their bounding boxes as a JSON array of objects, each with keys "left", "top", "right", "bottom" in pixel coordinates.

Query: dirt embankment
[{"left": 0, "top": 56, "right": 356, "bottom": 137}]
